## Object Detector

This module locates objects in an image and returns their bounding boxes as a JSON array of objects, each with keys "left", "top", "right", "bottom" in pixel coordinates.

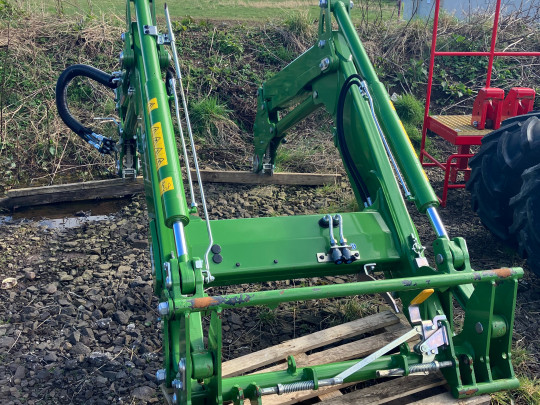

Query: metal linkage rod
[
  {"left": 169, "top": 76, "right": 196, "bottom": 208},
  {"left": 359, "top": 81, "right": 411, "bottom": 199},
  {"left": 334, "top": 327, "right": 419, "bottom": 381},
  {"left": 164, "top": 4, "right": 214, "bottom": 282}
]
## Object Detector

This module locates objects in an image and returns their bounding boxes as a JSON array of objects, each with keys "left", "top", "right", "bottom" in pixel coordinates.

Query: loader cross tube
[
  {"left": 54, "top": 0, "right": 524, "bottom": 403},
  {"left": 175, "top": 268, "right": 522, "bottom": 312}
]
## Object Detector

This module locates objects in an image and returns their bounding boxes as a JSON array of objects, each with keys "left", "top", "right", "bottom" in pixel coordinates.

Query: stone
[
  {"left": 13, "top": 365, "right": 25, "bottom": 380},
  {"left": 112, "top": 311, "right": 130, "bottom": 325},
  {"left": 71, "top": 342, "right": 91, "bottom": 355},
  {"left": 0, "top": 336, "right": 15, "bottom": 348},
  {"left": 68, "top": 330, "right": 80, "bottom": 344},
  {"left": 43, "top": 352, "right": 58, "bottom": 363},
  {"left": 24, "top": 270, "right": 36, "bottom": 280},
  {"left": 132, "top": 386, "right": 155, "bottom": 401},
  {"left": 96, "top": 318, "right": 112, "bottom": 329},
  {"left": 44, "top": 283, "right": 57, "bottom": 294}
]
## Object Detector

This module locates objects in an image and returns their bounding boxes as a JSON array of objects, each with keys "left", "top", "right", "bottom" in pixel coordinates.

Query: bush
[{"left": 393, "top": 94, "right": 423, "bottom": 126}]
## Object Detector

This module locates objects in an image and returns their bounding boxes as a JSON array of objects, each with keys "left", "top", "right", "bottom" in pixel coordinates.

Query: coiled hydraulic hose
[{"left": 56, "top": 64, "right": 119, "bottom": 154}]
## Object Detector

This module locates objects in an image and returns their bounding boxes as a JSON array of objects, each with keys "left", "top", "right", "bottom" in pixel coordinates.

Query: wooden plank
[
  {"left": 221, "top": 311, "right": 399, "bottom": 378},
  {"left": 413, "top": 392, "right": 491, "bottom": 405},
  {"left": 1, "top": 178, "right": 144, "bottom": 209},
  {"left": 319, "top": 374, "right": 446, "bottom": 404},
  {"left": 195, "top": 170, "right": 341, "bottom": 186},
  {"left": 0, "top": 171, "right": 341, "bottom": 209}
]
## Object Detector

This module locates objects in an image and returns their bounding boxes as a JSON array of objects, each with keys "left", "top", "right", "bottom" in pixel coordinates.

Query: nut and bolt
[
  {"left": 178, "top": 358, "right": 186, "bottom": 373},
  {"left": 435, "top": 254, "right": 444, "bottom": 264},
  {"left": 420, "top": 343, "right": 429, "bottom": 352},
  {"left": 172, "top": 393, "right": 178, "bottom": 405},
  {"left": 319, "top": 58, "right": 330, "bottom": 71},
  {"left": 121, "top": 32, "right": 126, "bottom": 42},
  {"left": 156, "top": 368, "right": 166, "bottom": 382},
  {"left": 312, "top": 91, "right": 319, "bottom": 99},
  {"left": 157, "top": 301, "right": 170, "bottom": 316},
  {"left": 127, "top": 86, "right": 135, "bottom": 97},
  {"left": 318, "top": 40, "right": 326, "bottom": 48},
  {"left": 172, "top": 379, "right": 184, "bottom": 390}
]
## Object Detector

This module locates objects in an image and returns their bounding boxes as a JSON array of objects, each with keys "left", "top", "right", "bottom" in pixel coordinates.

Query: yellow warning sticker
[
  {"left": 389, "top": 100, "right": 396, "bottom": 111},
  {"left": 160, "top": 177, "right": 174, "bottom": 196},
  {"left": 151, "top": 122, "right": 168, "bottom": 170},
  {"left": 148, "top": 98, "right": 158, "bottom": 113},
  {"left": 400, "top": 120, "right": 419, "bottom": 159}
]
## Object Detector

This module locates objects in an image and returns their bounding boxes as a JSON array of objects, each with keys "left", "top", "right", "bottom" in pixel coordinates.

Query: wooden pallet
[{"left": 162, "top": 310, "right": 491, "bottom": 404}]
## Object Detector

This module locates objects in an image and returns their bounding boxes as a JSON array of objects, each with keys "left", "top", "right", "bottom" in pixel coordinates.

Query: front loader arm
[{"left": 55, "top": 1, "right": 523, "bottom": 403}]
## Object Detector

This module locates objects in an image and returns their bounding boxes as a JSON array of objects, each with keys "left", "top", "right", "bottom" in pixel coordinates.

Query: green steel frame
[{"left": 58, "top": 0, "right": 522, "bottom": 403}]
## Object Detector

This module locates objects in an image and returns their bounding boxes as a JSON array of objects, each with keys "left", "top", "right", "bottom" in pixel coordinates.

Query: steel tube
[
  {"left": 435, "top": 51, "right": 540, "bottom": 57},
  {"left": 179, "top": 267, "right": 522, "bottom": 312},
  {"left": 485, "top": 0, "right": 502, "bottom": 87},
  {"left": 426, "top": 207, "right": 448, "bottom": 239},
  {"left": 173, "top": 221, "right": 188, "bottom": 259}
]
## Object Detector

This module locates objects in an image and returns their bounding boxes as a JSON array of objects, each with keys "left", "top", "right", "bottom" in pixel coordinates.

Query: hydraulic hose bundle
[{"left": 55, "top": 64, "right": 119, "bottom": 154}]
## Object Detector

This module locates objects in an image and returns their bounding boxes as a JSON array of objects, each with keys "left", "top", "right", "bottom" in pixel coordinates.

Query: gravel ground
[{"left": 0, "top": 178, "right": 538, "bottom": 404}]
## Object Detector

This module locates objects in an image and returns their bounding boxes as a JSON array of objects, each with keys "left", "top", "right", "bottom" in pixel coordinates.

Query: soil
[{"left": 0, "top": 139, "right": 539, "bottom": 404}]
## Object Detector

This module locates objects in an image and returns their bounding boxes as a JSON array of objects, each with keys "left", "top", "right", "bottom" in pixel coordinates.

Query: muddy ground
[{"left": 0, "top": 163, "right": 539, "bottom": 404}]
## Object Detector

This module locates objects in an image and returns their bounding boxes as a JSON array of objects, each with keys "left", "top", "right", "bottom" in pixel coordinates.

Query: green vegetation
[
  {"left": 393, "top": 93, "right": 425, "bottom": 149},
  {"left": 22, "top": 0, "right": 397, "bottom": 23},
  {"left": 189, "top": 96, "right": 238, "bottom": 145}
]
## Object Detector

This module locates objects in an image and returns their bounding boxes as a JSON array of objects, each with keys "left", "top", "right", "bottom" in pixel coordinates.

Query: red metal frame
[{"left": 419, "top": 0, "right": 540, "bottom": 207}]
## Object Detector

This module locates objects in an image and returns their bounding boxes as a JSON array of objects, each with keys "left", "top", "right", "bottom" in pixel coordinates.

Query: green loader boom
[{"left": 55, "top": 0, "right": 522, "bottom": 403}]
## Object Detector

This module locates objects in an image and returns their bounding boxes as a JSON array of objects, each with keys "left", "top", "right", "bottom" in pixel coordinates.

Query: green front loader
[{"left": 55, "top": 1, "right": 522, "bottom": 403}]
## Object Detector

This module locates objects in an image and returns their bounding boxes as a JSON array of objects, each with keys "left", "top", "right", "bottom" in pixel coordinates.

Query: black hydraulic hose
[
  {"left": 55, "top": 64, "right": 119, "bottom": 154},
  {"left": 336, "top": 74, "right": 371, "bottom": 206}
]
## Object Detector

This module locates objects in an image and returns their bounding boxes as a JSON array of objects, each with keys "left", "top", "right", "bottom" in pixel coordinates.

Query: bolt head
[
  {"left": 158, "top": 301, "right": 169, "bottom": 316},
  {"left": 172, "top": 379, "right": 183, "bottom": 390},
  {"left": 121, "top": 32, "right": 126, "bottom": 42},
  {"left": 178, "top": 358, "right": 186, "bottom": 373},
  {"left": 475, "top": 322, "right": 484, "bottom": 334},
  {"left": 435, "top": 254, "right": 444, "bottom": 264},
  {"left": 318, "top": 40, "right": 326, "bottom": 48},
  {"left": 156, "top": 368, "right": 166, "bottom": 381}
]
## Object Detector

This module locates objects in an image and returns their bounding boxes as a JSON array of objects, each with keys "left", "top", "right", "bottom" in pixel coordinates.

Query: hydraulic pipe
[{"left": 333, "top": 1, "right": 438, "bottom": 212}]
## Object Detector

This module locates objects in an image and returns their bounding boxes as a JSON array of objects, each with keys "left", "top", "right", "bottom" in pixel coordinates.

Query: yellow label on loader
[
  {"left": 148, "top": 98, "right": 158, "bottom": 113},
  {"left": 159, "top": 177, "right": 174, "bottom": 195},
  {"left": 151, "top": 122, "right": 168, "bottom": 170}
]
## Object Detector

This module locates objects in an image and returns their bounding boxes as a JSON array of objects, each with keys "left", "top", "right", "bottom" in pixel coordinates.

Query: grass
[{"left": 23, "top": 0, "right": 398, "bottom": 23}]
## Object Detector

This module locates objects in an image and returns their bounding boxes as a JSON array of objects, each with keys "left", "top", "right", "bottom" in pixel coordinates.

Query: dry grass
[{"left": 0, "top": 15, "right": 123, "bottom": 189}]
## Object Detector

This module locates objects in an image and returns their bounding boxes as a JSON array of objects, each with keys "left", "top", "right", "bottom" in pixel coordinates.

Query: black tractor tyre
[
  {"left": 509, "top": 163, "right": 540, "bottom": 276},
  {"left": 466, "top": 115, "right": 540, "bottom": 242}
]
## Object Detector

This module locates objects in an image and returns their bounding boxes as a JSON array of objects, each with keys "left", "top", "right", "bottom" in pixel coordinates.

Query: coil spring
[
  {"left": 278, "top": 381, "right": 315, "bottom": 394},
  {"left": 409, "top": 360, "right": 453, "bottom": 374}
]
